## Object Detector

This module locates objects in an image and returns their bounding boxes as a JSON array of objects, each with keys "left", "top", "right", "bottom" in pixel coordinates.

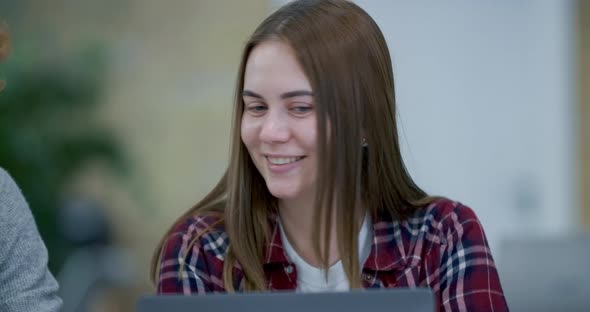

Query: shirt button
[{"left": 284, "top": 265, "right": 294, "bottom": 274}]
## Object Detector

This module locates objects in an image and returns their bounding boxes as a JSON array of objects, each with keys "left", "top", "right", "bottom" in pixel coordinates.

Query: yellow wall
[
  {"left": 15, "top": 1, "right": 269, "bottom": 309},
  {"left": 98, "top": 0, "right": 270, "bottom": 290}
]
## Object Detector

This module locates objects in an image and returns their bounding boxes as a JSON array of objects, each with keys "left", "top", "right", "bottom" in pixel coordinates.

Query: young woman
[{"left": 152, "top": 1, "right": 508, "bottom": 310}]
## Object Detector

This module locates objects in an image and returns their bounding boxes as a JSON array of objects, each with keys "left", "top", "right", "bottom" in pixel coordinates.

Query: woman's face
[{"left": 241, "top": 40, "right": 317, "bottom": 201}]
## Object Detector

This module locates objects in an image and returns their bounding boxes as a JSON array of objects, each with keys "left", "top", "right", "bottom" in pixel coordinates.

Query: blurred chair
[
  {"left": 56, "top": 197, "right": 137, "bottom": 312},
  {"left": 497, "top": 233, "right": 590, "bottom": 312}
]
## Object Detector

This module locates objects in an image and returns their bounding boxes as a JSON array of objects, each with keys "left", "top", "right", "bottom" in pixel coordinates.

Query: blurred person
[
  {"left": 152, "top": 1, "right": 508, "bottom": 311},
  {"left": 0, "top": 26, "right": 63, "bottom": 312},
  {"left": 0, "top": 167, "right": 63, "bottom": 312}
]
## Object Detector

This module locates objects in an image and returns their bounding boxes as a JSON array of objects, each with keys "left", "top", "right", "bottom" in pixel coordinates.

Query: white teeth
[{"left": 267, "top": 156, "right": 303, "bottom": 165}]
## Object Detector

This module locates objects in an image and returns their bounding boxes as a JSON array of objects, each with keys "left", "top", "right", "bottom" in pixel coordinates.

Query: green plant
[{"left": 0, "top": 41, "right": 128, "bottom": 274}]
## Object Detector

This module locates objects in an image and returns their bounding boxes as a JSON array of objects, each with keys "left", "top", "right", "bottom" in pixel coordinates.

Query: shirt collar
[
  {"left": 262, "top": 212, "right": 409, "bottom": 272},
  {"left": 263, "top": 214, "right": 290, "bottom": 266}
]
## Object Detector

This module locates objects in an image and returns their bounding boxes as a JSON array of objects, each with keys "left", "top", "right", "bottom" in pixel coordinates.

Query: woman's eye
[
  {"left": 291, "top": 106, "right": 312, "bottom": 113},
  {"left": 246, "top": 104, "right": 267, "bottom": 112}
]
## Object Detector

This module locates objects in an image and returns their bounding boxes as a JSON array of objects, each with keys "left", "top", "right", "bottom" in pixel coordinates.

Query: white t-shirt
[{"left": 278, "top": 216, "right": 373, "bottom": 292}]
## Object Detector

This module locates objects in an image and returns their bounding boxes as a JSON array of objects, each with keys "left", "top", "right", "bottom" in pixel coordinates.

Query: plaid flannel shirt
[{"left": 157, "top": 198, "right": 509, "bottom": 311}]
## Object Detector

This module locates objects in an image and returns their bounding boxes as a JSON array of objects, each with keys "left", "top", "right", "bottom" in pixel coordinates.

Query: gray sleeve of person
[{"left": 0, "top": 167, "right": 63, "bottom": 312}]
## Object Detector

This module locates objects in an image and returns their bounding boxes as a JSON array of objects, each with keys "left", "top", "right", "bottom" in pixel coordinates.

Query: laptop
[{"left": 137, "top": 288, "right": 434, "bottom": 312}]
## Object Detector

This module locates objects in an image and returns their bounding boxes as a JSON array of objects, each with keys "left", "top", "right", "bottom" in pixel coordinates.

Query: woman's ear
[{"left": 360, "top": 128, "right": 368, "bottom": 147}]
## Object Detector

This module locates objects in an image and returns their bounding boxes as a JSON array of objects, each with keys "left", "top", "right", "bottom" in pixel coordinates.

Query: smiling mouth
[{"left": 266, "top": 156, "right": 306, "bottom": 165}]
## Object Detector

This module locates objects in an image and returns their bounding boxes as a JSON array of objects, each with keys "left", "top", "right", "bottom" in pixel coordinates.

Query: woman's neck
[{"left": 278, "top": 196, "right": 340, "bottom": 268}]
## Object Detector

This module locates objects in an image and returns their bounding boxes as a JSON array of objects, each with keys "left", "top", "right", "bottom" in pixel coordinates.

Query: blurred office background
[{"left": 0, "top": 0, "right": 588, "bottom": 311}]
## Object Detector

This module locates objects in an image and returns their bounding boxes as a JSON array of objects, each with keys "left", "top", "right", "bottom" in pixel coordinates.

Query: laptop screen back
[{"left": 137, "top": 288, "right": 434, "bottom": 312}]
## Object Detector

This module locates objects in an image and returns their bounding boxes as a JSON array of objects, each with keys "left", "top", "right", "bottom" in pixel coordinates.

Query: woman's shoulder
[
  {"left": 372, "top": 197, "right": 493, "bottom": 272},
  {"left": 416, "top": 197, "right": 479, "bottom": 226},
  {"left": 157, "top": 212, "right": 229, "bottom": 293},
  {"left": 403, "top": 199, "right": 507, "bottom": 310},
  {"left": 169, "top": 212, "right": 226, "bottom": 235},
  {"left": 412, "top": 197, "right": 482, "bottom": 237},
  {"left": 163, "top": 212, "right": 229, "bottom": 260},
  {"left": 377, "top": 197, "right": 484, "bottom": 248}
]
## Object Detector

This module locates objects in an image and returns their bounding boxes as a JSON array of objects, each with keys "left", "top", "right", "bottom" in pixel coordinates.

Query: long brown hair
[{"left": 151, "top": 0, "right": 434, "bottom": 291}]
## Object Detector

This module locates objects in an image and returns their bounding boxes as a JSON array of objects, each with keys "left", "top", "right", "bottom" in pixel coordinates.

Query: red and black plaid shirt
[{"left": 157, "top": 198, "right": 509, "bottom": 311}]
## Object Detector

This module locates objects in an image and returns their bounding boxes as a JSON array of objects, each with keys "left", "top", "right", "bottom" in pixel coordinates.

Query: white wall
[
  {"left": 353, "top": 0, "right": 578, "bottom": 254},
  {"left": 270, "top": 0, "right": 579, "bottom": 254}
]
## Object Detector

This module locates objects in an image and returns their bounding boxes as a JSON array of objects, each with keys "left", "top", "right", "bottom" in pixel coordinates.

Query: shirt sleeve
[
  {"left": 437, "top": 204, "right": 509, "bottom": 312},
  {"left": 0, "top": 168, "right": 63, "bottom": 312},
  {"left": 156, "top": 227, "right": 213, "bottom": 294}
]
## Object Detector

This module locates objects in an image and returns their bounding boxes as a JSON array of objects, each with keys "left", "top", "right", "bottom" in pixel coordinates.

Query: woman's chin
[{"left": 266, "top": 186, "right": 300, "bottom": 200}]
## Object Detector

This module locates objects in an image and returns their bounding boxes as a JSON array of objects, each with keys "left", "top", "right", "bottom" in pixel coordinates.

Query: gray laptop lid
[{"left": 137, "top": 288, "right": 434, "bottom": 312}]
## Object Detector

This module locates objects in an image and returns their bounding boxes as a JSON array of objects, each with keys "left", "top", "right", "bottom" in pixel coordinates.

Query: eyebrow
[{"left": 242, "top": 90, "right": 314, "bottom": 100}]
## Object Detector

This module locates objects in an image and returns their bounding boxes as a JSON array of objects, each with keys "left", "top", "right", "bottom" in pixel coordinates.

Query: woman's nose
[{"left": 259, "top": 109, "right": 290, "bottom": 144}]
